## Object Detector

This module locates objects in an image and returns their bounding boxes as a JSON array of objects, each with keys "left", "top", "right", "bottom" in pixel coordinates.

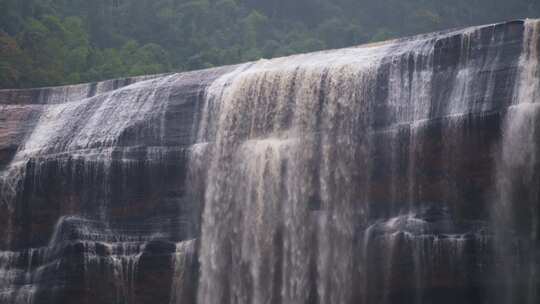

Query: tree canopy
[{"left": 1, "top": 0, "right": 539, "bottom": 88}]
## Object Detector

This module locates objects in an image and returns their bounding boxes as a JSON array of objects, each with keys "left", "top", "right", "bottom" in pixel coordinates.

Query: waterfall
[
  {"left": 0, "top": 20, "right": 539, "bottom": 304},
  {"left": 493, "top": 19, "right": 540, "bottom": 304},
  {"left": 169, "top": 240, "right": 196, "bottom": 304},
  {"left": 195, "top": 44, "right": 393, "bottom": 304},
  {"left": 0, "top": 68, "right": 222, "bottom": 303},
  {"left": 193, "top": 21, "right": 521, "bottom": 304}
]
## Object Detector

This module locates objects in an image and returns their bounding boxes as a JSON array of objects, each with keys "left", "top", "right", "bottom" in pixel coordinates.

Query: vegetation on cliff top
[{"left": 1, "top": 0, "right": 539, "bottom": 89}]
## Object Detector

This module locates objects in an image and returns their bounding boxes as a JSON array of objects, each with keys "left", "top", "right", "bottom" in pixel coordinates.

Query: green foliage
[
  {"left": 0, "top": 0, "right": 539, "bottom": 88},
  {"left": 0, "top": 31, "right": 29, "bottom": 87}
]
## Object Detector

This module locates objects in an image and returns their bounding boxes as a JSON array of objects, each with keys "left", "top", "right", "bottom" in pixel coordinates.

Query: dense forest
[{"left": 1, "top": 0, "right": 539, "bottom": 89}]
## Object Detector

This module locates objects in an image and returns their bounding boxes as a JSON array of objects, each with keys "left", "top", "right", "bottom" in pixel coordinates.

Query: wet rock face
[
  {"left": 0, "top": 69, "right": 227, "bottom": 304},
  {"left": 0, "top": 20, "right": 539, "bottom": 304}
]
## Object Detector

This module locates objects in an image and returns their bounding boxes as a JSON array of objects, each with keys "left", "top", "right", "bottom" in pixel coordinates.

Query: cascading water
[
  {"left": 193, "top": 19, "right": 539, "bottom": 304},
  {"left": 0, "top": 70, "right": 223, "bottom": 303},
  {"left": 169, "top": 240, "right": 196, "bottom": 304},
  {"left": 0, "top": 19, "right": 539, "bottom": 304},
  {"left": 493, "top": 19, "right": 540, "bottom": 304}
]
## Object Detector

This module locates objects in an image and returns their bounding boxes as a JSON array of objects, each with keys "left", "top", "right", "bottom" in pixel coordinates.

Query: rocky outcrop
[{"left": 0, "top": 20, "right": 539, "bottom": 304}]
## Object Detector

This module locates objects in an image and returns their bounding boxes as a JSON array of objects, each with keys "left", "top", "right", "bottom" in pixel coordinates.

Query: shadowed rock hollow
[{"left": 0, "top": 19, "right": 539, "bottom": 304}]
